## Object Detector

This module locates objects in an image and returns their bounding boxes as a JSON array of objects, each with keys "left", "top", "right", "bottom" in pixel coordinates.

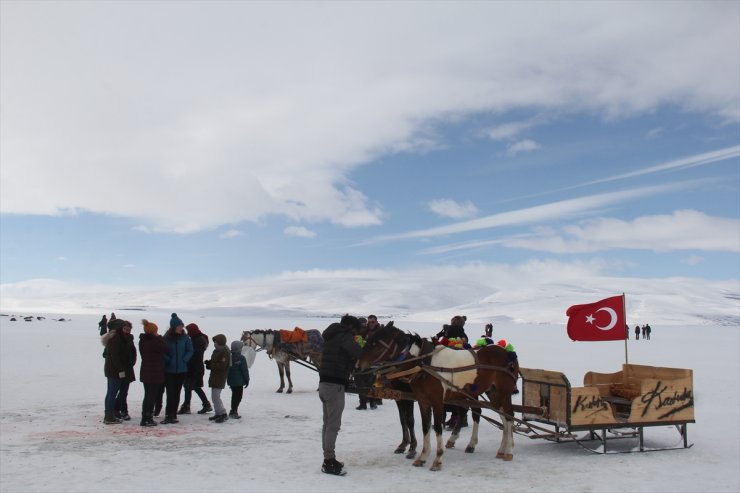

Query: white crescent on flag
[{"left": 595, "top": 307, "right": 617, "bottom": 331}]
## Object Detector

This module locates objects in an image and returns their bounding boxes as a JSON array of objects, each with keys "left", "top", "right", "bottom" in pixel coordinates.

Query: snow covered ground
[{"left": 1, "top": 312, "right": 738, "bottom": 493}]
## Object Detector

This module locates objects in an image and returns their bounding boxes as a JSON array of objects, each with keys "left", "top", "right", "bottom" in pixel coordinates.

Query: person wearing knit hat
[
  {"left": 179, "top": 323, "right": 212, "bottom": 415},
  {"left": 227, "top": 340, "right": 250, "bottom": 419},
  {"left": 205, "top": 334, "right": 231, "bottom": 423},
  {"left": 160, "top": 316, "right": 193, "bottom": 424},
  {"left": 138, "top": 319, "right": 167, "bottom": 427},
  {"left": 170, "top": 313, "right": 184, "bottom": 330}
]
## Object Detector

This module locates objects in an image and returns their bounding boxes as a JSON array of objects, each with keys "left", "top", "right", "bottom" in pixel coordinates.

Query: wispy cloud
[
  {"left": 284, "top": 226, "right": 317, "bottom": 238},
  {"left": 506, "top": 139, "right": 541, "bottom": 156},
  {"left": 422, "top": 210, "right": 740, "bottom": 255},
  {"left": 682, "top": 255, "right": 704, "bottom": 265},
  {"left": 371, "top": 181, "right": 692, "bottom": 243},
  {"left": 219, "top": 229, "right": 244, "bottom": 239},
  {"left": 646, "top": 127, "right": 664, "bottom": 140},
  {"left": 427, "top": 199, "right": 479, "bottom": 219}
]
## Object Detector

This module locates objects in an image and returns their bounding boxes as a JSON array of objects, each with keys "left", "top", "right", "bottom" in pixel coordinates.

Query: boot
[
  {"left": 197, "top": 402, "right": 213, "bottom": 414},
  {"left": 214, "top": 413, "right": 229, "bottom": 423},
  {"left": 177, "top": 404, "right": 191, "bottom": 415},
  {"left": 104, "top": 411, "right": 122, "bottom": 425},
  {"left": 229, "top": 410, "right": 242, "bottom": 419},
  {"left": 120, "top": 410, "right": 131, "bottom": 421},
  {"left": 355, "top": 404, "right": 367, "bottom": 410},
  {"left": 160, "top": 414, "right": 179, "bottom": 424},
  {"left": 321, "top": 458, "right": 346, "bottom": 476},
  {"left": 140, "top": 414, "right": 157, "bottom": 427}
]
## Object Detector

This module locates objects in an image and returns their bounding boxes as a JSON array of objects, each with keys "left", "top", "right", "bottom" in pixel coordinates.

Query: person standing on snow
[{"left": 160, "top": 313, "right": 193, "bottom": 424}]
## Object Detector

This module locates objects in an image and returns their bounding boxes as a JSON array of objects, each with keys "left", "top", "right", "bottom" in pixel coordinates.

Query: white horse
[{"left": 241, "top": 329, "right": 323, "bottom": 393}]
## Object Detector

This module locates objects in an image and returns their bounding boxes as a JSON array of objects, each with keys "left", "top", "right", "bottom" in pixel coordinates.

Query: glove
[{"left": 118, "top": 371, "right": 125, "bottom": 378}]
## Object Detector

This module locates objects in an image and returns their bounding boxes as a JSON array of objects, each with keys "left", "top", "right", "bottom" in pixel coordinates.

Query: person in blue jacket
[{"left": 160, "top": 313, "right": 193, "bottom": 424}]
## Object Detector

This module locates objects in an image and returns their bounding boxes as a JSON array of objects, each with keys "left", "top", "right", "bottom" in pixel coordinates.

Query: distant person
[
  {"left": 108, "top": 312, "right": 117, "bottom": 327},
  {"left": 642, "top": 324, "right": 647, "bottom": 339},
  {"left": 98, "top": 315, "right": 108, "bottom": 336},
  {"left": 434, "top": 315, "right": 469, "bottom": 344},
  {"left": 645, "top": 324, "right": 652, "bottom": 340},
  {"left": 179, "top": 323, "right": 212, "bottom": 415},
  {"left": 101, "top": 318, "right": 128, "bottom": 425},
  {"left": 227, "top": 340, "right": 250, "bottom": 419},
  {"left": 205, "top": 334, "right": 231, "bottom": 423},
  {"left": 318, "top": 314, "right": 362, "bottom": 476},
  {"left": 635, "top": 325, "right": 640, "bottom": 340},
  {"left": 115, "top": 320, "right": 137, "bottom": 421},
  {"left": 138, "top": 319, "right": 167, "bottom": 427},
  {"left": 356, "top": 315, "right": 382, "bottom": 410},
  {"left": 160, "top": 313, "right": 193, "bottom": 424}
]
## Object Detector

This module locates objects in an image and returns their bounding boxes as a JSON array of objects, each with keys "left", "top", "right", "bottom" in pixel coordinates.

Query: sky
[
  {"left": 1, "top": 1, "right": 739, "bottom": 318},
  {"left": 1, "top": 314, "right": 738, "bottom": 492}
]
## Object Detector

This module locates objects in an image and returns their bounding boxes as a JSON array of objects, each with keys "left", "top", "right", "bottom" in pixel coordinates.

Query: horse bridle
[{"left": 365, "top": 337, "right": 413, "bottom": 367}]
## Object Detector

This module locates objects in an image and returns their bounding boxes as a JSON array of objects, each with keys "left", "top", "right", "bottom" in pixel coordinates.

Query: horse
[
  {"left": 357, "top": 322, "right": 518, "bottom": 471},
  {"left": 241, "top": 329, "right": 323, "bottom": 394}
]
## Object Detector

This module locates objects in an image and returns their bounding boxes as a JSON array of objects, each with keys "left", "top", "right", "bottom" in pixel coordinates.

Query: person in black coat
[
  {"left": 114, "top": 321, "right": 137, "bottom": 421},
  {"left": 318, "top": 314, "right": 362, "bottom": 476},
  {"left": 179, "top": 323, "right": 212, "bottom": 415}
]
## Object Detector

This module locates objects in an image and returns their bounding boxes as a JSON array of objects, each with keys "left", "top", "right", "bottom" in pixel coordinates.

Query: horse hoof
[
  {"left": 465, "top": 446, "right": 475, "bottom": 453},
  {"left": 445, "top": 442, "right": 455, "bottom": 449},
  {"left": 412, "top": 460, "right": 425, "bottom": 467},
  {"left": 286, "top": 389, "right": 293, "bottom": 394},
  {"left": 405, "top": 451, "right": 416, "bottom": 460},
  {"left": 430, "top": 463, "right": 442, "bottom": 471},
  {"left": 497, "top": 453, "right": 513, "bottom": 461},
  {"left": 276, "top": 389, "right": 283, "bottom": 393}
]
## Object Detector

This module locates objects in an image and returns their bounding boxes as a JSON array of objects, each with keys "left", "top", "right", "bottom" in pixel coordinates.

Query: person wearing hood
[
  {"left": 179, "top": 323, "right": 212, "bottom": 415},
  {"left": 114, "top": 320, "right": 137, "bottom": 421},
  {"left": 205, "top": 333, "right": 231, "bottom": 423},
  {"left": 138, "top": 319, "right": 167, "bottom": 427},
  {"left": 160, "top": 313, "right": 193, "bottom": 424},
  {"left": 318, "top": 314, "right": 362, "bottom": 476},
  {"left": 227, "top": 340, "right": 250, "bottom": 419},
  {"left": 98, "top": 315, "right": 108, "bottom": 336},
  {"left": 101, "top": 318, "right": 129, "bottom": 425}
]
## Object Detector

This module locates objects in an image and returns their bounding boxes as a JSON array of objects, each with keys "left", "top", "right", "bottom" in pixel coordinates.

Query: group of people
[
  {"left": 627, "top": 323, "right": 652, "bottom": 340},
  {"left": 317, "top": 313, "right": 504, "bottom": 476},
  {"left": 100, "top": 313, "right": 250, "bottom": 427}
]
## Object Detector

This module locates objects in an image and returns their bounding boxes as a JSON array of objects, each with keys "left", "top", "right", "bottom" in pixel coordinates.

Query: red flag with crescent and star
[{"left": 566, "top": 295, "right": 626, "bottom": 341}]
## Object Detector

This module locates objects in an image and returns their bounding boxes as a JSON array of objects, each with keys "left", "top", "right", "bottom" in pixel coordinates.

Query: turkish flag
[{"left": 566, "top": 295, "right": 626, "bottom": 341}]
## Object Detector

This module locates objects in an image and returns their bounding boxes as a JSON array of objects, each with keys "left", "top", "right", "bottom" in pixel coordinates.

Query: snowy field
[{"left": 1, "top": 312, "right": 738, "bottom": 493}]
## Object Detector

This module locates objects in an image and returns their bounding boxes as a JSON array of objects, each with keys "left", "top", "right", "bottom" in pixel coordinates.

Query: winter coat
[
  {"left": 138, "top": 332, "right": 167, "bottom": 385},
  {"left": 319, "top": 322, "right": 362, "bottom": 387},
  {"left": 122, "top": 332, "right": 137, "bottom": 382},
  {"left": 163, "top": 330, "right": 194, "bottom": 375},
  {"left": 102, "top": 330, "right": 128, "bottom": 379},
  {"left": 186, "top": 333, "right": 209, "bottom": 387},
  {"left": 436, "top": 323, "right": 468, "bottom": 341},
  {"left": 227, "top": 352, "right": 250, "bottom": 388},
  {"left": 207, "top": 345, "right": 231, "bottom": 389},
  {"left": 98, "top": 316, "right": 108, "bottom": 336}
]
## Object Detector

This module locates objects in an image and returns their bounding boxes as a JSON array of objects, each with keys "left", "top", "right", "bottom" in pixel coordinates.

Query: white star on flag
[{"left": 585, "top": 314, "right": 595, "bottom": 324}]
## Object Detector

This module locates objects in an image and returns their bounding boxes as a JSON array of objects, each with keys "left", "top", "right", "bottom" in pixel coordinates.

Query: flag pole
[{"left": 623, "top": 292, "right": 628, "bottom": 365}]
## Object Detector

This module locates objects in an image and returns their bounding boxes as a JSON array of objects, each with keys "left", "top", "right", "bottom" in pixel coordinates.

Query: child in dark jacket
[
  {"left": 227, "top": 341, "right": 250, "bottom": 419},
  {"left": 205, "top": 334, "right": 230, "bottom": 423}
]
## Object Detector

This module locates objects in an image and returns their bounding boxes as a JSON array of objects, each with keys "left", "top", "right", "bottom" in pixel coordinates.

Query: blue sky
[{"left": 0, "top": 2, "right": 738, "bottom": 318}]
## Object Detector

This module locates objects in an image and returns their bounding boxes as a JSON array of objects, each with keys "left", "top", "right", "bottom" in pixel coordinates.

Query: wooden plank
[
  {"left": 520, "top": 367, "right": 569, "bottom": 385},
  {"left": 569, "top": 386, "right": 618, "bottom": 427},
  {"left": 628, "top": 376, "right": 695, "bottom": 423}
]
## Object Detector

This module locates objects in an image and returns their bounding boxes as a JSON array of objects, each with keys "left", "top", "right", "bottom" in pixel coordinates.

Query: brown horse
[{"left": 357, "top": 322, "right": 518, "bottom": 471}]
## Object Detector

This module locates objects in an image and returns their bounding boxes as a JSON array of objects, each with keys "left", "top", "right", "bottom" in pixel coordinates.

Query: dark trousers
[
  {"left": 183, "top": 383, "right": 208, "bottom": 407},
  {"left": 141, "top": 383, "right": 161, "bottom": 416},
  {"left": 230, "top": 386, "right": 244, "bottom": 412},
  {"left": 115, "top": 380, "right": 130, "bottom": 414},
  {"left": 105, "top": 377, "right": 123, "bottom": 412},
  {"left": 164, "top": 373, "right": 187, "bottom": 418}
]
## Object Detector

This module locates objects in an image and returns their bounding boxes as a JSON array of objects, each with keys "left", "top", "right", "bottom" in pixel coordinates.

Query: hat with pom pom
[
  {"left": 170, "top": 313, "right": 184, "bottom": 329},
  {"left": 142, "top": 319, "right": 158, "bottom": 334}
]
